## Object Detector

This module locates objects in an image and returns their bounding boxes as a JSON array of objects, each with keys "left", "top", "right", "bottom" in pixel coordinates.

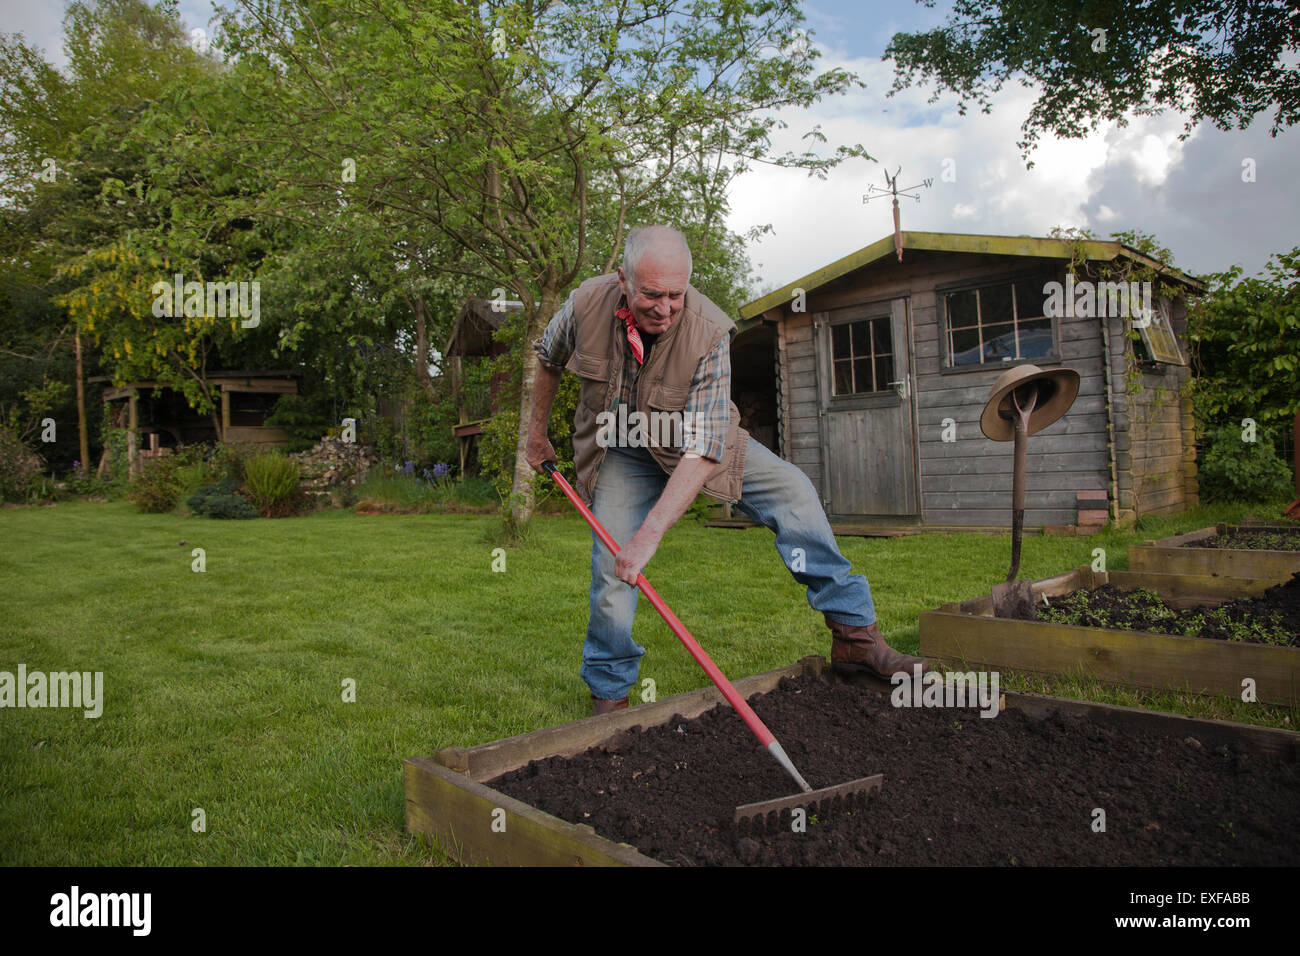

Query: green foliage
[
  {"left": 128, "top": 446, "right": 211, "bottom": 513},
  {"left": 353, "top": 470, "right": 495, "bottom": 513},
  {"left": 404, "top": 385, "right": 462, "bottom": 474},
  {"left": 174, "top": 461, "right": 217, "bottom": 496},
  {"left": 686, "top": 494, "right": 720, "bottom": 522},
  {"left": 67, "top": 463, "right": 108, "bottom": 497},
  {"left": 241, "top": 451, "right": 301, "bottom": 517},
  {"left": 187, "top": 478, "right": 258, "bottom": 519},
  {"left": 0, "top": 422, "right": 44, "bottom": 502},
  {"left": 264, "top": 394, "right": 333, "bottom": 453},
  {"left": 1188, "top": 248, "right": 1300, "bottom": 434},
  {"left": 200, "top": 494, "right": 260, "bottom": 520},
  {"left": 885, "top": 2, "right": 1300, "bottom": 162},
  {"left": 1197, "top": 425, "right": 1294, "bottom": 503},
  {"left": 476, "top": 309, "right": 579, "bottom": 502},
  {"left": 207, "top": 442, "right": 252, "bottom": 485}
]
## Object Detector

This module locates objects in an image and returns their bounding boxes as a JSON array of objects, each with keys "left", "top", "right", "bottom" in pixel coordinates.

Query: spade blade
[{"left": 992, "top": 579, "right": 1036, "bottom": 620}]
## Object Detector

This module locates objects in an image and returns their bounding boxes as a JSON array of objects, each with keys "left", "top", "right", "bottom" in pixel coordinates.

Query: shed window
[
  {"left": 831, "top": 317, "right": 893, "bottom": 396},
  {"left": 945, "top": 278, "right": 1054, "bottom": 367},
  {"left": 1136, "top": 298, "right": 1185, "bottom": 365}
]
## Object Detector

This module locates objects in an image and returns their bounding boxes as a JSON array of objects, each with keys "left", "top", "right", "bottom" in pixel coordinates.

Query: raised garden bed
[
  {"left": 404, "top": 657, "right": 1300, "bottom": 866},
  {"left": 919, "top": 567, "right": 1300, "bottom": 705},
  {"left": 1038, "top": 574, "right": 1299, "bottom": 645},
  {"left": 1129, "top": 523, "right": 1300, "bottom": 582}
]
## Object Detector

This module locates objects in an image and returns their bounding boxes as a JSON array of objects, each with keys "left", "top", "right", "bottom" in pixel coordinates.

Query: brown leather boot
[
  {"left": 826, "top": 614, "right": 932, "bottom": 680},
  {"left": 591, "top": 695, "right": 629, "bottom": 716}
]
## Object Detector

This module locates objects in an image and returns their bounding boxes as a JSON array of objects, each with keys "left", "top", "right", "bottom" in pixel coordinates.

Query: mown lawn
[{"left": 0, "top": 498, "right": 1292, "bottom": 865}]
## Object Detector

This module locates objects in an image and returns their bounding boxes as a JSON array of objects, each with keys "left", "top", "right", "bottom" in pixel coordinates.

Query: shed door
[{"left": 815, "top": 298, "right": 919, "bottom": 516}]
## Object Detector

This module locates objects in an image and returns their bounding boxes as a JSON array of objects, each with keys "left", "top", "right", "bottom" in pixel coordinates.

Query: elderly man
[{"left": 527, "top": 225, "right": 928, "bottom": 715}]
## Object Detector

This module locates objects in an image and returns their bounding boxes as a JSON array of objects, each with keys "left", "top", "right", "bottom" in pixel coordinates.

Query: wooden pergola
[
  {"left": 97, "top": 371, "right": 299, "bottom": 475},
  {"left": 445, "top": 298, "right": 519, "bottom": 474}
]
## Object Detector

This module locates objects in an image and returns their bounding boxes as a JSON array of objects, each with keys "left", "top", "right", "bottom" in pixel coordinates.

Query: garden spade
[
  {"left": 542, "top": 461, "right": 883, "bottom": 828},
  {"left": 991, "top": 383, "right": 1038, "bottom": 620},
  {"left": 979, "top": 365, "right": 1081, "bottom": 621}
]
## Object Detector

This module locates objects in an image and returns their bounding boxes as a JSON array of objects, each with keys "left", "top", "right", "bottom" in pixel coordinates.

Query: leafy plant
[
  {"left": 685, "top": 494, "right": 719, "bottom": 522},
  {"left": 1188, "top": 249, "right": 1300, "bottom": 437},
  {"left": 0, "top": 422, "right": 44, "bottom": 502},
  {"left": 67, "top": 462, "right": 108, "bottom": 497},
  {"left": 241, "top": 451, "right": 301, "bottom": 517},
  {"left": 128, "top": 446, "right": 211, "bottom": 513},
  {"left": 1197, "top": 424, "right": 1293, "bottom": 503},
  {"left": 263, "top": 393, "right": 334, "bottom": 453},
  {"left": 187, "top": 478, "right": 258, "bottom": 519}
]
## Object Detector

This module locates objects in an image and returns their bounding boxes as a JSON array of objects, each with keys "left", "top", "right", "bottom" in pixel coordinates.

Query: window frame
[
  {"left": 820, "top": 305, "right": 903, "bottom": 411},
  {"left": 828, "top": 314, "right": 896, "bottom": 398},
  {"left": 1134, "top": 295, "right": 1187, "bottom": 367},
  {"left": 937, "top": 270, "right": 1063, "bottom": 375}
]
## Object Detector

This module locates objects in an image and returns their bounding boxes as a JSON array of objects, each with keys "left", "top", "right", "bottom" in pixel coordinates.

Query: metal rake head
[{"left": 733, "top": 773, "right": 883, "bottom": 834}]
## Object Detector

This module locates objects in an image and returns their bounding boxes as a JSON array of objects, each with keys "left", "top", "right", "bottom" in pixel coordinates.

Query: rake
[{"left": 542, "top": 461, "right": 882, "bottom": 828}]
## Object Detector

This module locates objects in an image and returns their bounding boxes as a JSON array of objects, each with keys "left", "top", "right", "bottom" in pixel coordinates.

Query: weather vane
[{"left": 862, "top": 167, "right": 932, "bottom": 262}]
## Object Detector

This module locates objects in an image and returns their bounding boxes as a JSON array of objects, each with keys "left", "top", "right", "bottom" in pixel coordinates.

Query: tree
[
  {"left": 1, "top": 0, "right": 216, "bottom": 467},
  {"left": 1187, "top": 247, "right": 1300, "bottom": 436},
  {"left": 212, "top": 0, "right": 868, "bottom": 527},
  {"left": 885, "top": 0, "right": 1300, "bottom": 161}
]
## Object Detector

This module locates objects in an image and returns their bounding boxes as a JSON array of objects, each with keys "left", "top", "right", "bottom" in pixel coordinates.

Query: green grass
[{"left": 0, "top": 498, "right": 1292, "bottom": 865}]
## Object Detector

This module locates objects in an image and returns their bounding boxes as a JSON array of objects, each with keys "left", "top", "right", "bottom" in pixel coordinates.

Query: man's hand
[
  {"left": 526, "top": 434, "right": 557, "bottom": 474},
  {"left": 614, "top": 525, "right": 662, "bottom": 585},
  {"left": 612, "top": 455, "right": 715, "bottom": 586}
]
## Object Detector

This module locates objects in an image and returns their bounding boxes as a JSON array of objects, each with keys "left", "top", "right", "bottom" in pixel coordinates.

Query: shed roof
[
  {"left": 447, "top": 297, "right": 524, "bottom": 356},
  {"left": 738, "top": 232, "right": 1207, "bottom": 323}
]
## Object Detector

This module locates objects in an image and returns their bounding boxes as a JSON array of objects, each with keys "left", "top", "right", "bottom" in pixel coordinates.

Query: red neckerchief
[{"left": 616, "top": 305, "right": 644, "bottom": 365}]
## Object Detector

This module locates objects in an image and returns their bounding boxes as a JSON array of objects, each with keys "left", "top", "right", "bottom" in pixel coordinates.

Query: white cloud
[{"left": 725, "top": 36, "right": 1288, "bottom": 291}]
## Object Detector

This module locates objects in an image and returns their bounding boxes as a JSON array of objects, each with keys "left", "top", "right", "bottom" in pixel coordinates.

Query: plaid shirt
[{"left": 533, "top": 291, "right": 732, "bottom": 462}]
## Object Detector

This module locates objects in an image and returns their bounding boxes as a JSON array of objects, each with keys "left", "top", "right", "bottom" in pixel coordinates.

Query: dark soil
[
  {"left": 1195, "top": 529, "right": 1300, "bottom": 552},
  {"left": 1039, "top": 574, "right": 1300, "bottom": 645},
  {"left": 491, "top": 675, "right": 1300, "bottom": 866}
]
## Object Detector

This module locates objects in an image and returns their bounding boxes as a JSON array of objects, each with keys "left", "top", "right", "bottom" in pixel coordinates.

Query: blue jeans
[{"left": 581, "top": 436, "right": 877, "bottom": 700}]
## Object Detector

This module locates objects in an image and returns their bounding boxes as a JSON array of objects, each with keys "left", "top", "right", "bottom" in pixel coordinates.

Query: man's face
[{"left": 617, "top": 253, "right": 690, "bottom": 335}]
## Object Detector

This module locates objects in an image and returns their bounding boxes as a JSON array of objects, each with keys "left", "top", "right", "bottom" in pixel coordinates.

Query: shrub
[
  {"left": 242, "top": 451, "right": 301, "bottom": 517},
  {"left": 204, "top": 494, "right": 260, "bottom": 519},
  {"left": 174, "top": 461, "right": 218, "bottom": 498},
  {"left": 129, "top": 456, "right": 185, "bottom": 512},
  {"left": 0, "top": 424, "right": 43, "bottom": 502},
  {"left": 263, "top": 394, "right": 334, "bottom": 453},
  {"left": 187, "top": 479, "right": 258, "bottom": 519},
  {"left": 209, "top": 442, "right": 254, "bottom": 484},
  {"left": 1198, "top": 424, "right": 1294, "bottom": 503},
  {"left": 67, "top": 461, "right": 108, "bottom": 498}
]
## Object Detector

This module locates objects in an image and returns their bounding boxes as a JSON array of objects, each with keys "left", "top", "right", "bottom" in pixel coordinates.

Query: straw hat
[{"left": 979, "top": 364, "right": 1080, "bottom": 442}]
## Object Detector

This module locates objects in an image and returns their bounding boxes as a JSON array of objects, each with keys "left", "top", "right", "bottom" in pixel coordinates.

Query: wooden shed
[
  {"left": 97, "top": 370, "right": 298, "bottom": 475},
  {"left": 733, "top": 232, "right": 1206, "bottom": 531},
  {"left": 445, "top": 297, "right": 522, "bottom": 473}
]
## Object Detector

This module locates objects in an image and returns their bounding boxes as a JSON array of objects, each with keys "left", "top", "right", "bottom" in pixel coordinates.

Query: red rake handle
[{"left": 541, "top": 462, "right": 811, "bottom": 793}]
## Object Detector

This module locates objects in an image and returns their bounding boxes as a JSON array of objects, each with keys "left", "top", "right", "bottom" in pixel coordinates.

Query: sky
[
  {"left": 3, "top": 0, "right": 1295, "bottom": 289},
  {"left": 733, "top": 0, "right": 1298, "bottom": 292}
]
